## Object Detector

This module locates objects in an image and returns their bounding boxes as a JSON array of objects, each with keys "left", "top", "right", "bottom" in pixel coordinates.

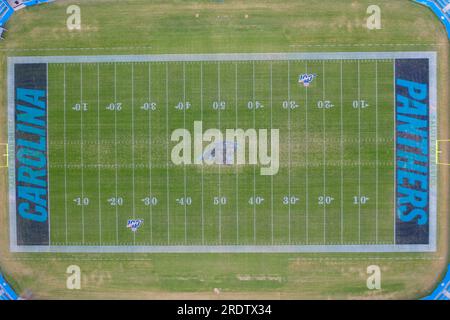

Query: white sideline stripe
[
  {"left": 10, "top": 244, "right": 436, "bottom": 253},
  {"left": 7, "top": 52, "right": 438, "bottom": 64}
]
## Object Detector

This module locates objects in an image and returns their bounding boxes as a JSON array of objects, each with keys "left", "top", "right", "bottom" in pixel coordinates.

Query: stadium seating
[
  {"left": 0, "top": 0, "right": 52, "bottom": 31},
  {"left": 422, "top": 264, "right": 450, "bottom": 300},
  {"left": 0, "top": 0, "right": 14, "bottom": 27},
  {"left": 0, "top": 273, "right": 19, "bottom": 300},
  {"left": 413, "top": 0, "right": 450, "bottom": 39}
]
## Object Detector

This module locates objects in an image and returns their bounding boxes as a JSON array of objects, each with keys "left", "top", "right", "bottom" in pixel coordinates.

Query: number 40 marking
[{"left": 353, "top": 196, "right": 370, "bottom": 204}]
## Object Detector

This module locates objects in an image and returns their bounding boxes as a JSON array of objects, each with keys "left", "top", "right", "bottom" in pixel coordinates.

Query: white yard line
[
  {"left": 148, "top": 63, "right": 153, "bottom": 244},
  {"left": 287, "top": 60, "right": 291, "bottom": 244},
  {"left": 252, "top": 61, "right": 256, "bottom": 244},
  {"left": 235, "top": 62, "right": 239, "bottom": 244},
  {"left": 200, "top": 62, "right": 205, "bottom": 245},
  {"left": 305, "top": 61, "right": 309, "bottom": 245},
  {"left": 270, "top": 62, "right": 274, "bottom": 245},
  {"left": 114, "top": 63, "right": 119, "bottom": 245},
  {"left": 80, "top": 64, "right": 85, "bottom": 245},
  {"left": 340, "top": 60, "right": 344, "bottom": 244},
  {"left": 322, "top": 61, "right": 326, "bottom": 244},
  {"left": 375, "top": 61, "right": 379, "bottom": 244},
  {"left": 63, "top": 65, "right": 68, "bottom": 244},
  {"left": 218, "top": 62, "right": 222, "bottom": 244},
  {"left": 97, "top": 63, "right": 102, "bottom": 245},
  {"left": 357, "top": 60, "right": 361, "bottom": 244},
  {"left": 183, "top": 62, "right": 187, "bottom": 244},
  {"left": 131, "top": 63, "right": 136, "bottom": 244},
  {"left": 166, "top": 63, "right": 170, "bottom": 244}
]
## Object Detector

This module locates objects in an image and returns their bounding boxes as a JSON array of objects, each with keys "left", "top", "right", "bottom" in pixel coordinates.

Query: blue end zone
[
  {"left": 395, "top": 59, "right": 430, "bottom": 245},
  {"left": 14, "top": 63, "right": 49, "bottom": 246},
  {"left": 413, "top": 0, "right": 450, "bottom": 40}
]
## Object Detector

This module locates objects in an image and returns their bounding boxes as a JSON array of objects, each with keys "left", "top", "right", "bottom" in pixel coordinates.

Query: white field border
[{"left": 7, "top": 52, "right": 437, "bottom": 253}]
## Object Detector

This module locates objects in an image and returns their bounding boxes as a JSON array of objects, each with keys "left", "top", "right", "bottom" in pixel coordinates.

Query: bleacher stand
[
  {"left": 413, "top": 0, "right": 450, "bottom": 39},
  {"left": 0, "top": 273, "right": 19, "bottom": 300},
  {"left": 423, "top": 265, "right": 450, "bottom": 300},
  {"left": 0, "top": 0, "right": 53, "bottom": 39}
]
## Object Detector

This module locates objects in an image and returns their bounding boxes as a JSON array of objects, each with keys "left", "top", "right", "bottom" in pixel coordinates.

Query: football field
[
  {"left": 7, "top": 52, "right": 437, "bottom": 252},
  {"left": 0, "top": 0, "right": 448, "bottom": 300}
]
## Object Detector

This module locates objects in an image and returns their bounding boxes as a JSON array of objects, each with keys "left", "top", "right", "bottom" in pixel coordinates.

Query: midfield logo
[
  {"left": 127, "top": 219, "right": 144, "bottom": 232},
  {"left": 171, "top": 121, "right": 279, "bottom": 176},
  {"left": 298, "top": 73, "right": 317, "bottom": 87}
]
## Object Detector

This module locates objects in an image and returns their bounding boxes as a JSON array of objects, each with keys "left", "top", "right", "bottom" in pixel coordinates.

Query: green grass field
[
  {"left": 0, "top": 0, "right": 448, "bottom": 299},
  {"left": 47, "top": 58, "right": 395, "bottom": 247}
]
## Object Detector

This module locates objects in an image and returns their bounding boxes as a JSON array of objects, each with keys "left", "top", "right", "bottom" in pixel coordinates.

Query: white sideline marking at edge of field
[{"left": 6, "top": 52, "right": 438, "bottom": 253}]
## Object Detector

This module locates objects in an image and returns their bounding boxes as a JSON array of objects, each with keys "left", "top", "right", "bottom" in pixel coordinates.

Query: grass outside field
[{"left": 0, "top": 0, "right": 448, "bottom": 299}]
